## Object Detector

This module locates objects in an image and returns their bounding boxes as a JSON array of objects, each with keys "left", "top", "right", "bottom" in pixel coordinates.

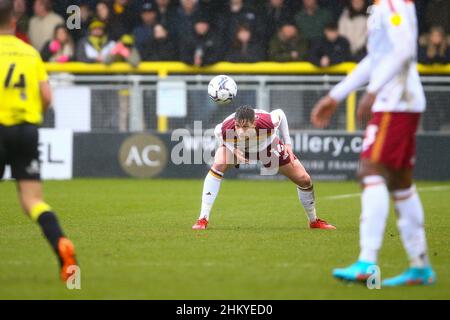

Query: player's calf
[{"left": 29, "top": 201, "right": 78, "bottom": 281}]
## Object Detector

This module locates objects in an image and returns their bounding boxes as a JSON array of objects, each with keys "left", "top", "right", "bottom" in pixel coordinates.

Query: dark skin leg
[{"left": 358, "top": 159, "right": 413, "bottom": 191}]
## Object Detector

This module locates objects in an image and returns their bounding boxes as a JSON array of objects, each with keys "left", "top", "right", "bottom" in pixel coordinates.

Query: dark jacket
[
  {"left": 217, "top": 6, "right": 266, "bottom": 47},
  {"left": 133, "top": 25, "right": 154, "bottom": 57},
  {"left": 309, "top": 36, "right": 351, "bottom": 66},
  {"left": 225, "top": 41, "right": 266, "bottom": 63},
  {"left": 143, "top": 38, "right": 179, "bottom": 61},
  {"left": 268, "top": 34, "right": 308, "bottom": 62},
  {"left": 418, "top": 45, "right": 450, "bottom": 64},
  {"left": 265, "top": 5, "right": 294, "bottom": 43},
  {"left": 179, "top": 32, "right": 223, "bottom": 66}
]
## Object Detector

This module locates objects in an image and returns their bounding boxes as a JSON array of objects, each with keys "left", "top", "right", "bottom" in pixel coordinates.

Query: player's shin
[
  {"left": 297, "top": 185, "right": 317, "bottom": 222},
  {"left": 359, "top": 176, "right": 390, "bottom": 263},
  {"left": 30, "top": 202, "right": 64, "bottom": 253},
  {"left": 393, "top": 186, "right": 430, "bottom": 268},
  {"left": 198, "top": 168, "right": 224, "bottom": 221}
]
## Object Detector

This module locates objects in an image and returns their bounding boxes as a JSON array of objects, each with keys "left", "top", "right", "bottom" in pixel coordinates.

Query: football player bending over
[{"left": 192, "top": 106, "right": 335, "bottom": 230}]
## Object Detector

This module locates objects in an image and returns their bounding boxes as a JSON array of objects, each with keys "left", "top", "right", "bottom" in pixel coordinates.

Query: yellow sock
[{"left": 30, "top": 202, "right": 52, "bottom": 221}]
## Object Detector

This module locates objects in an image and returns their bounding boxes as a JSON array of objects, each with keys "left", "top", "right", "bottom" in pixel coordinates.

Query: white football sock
[
  {"left": 394, "top": 185, "right": 430, "bottom": 268},
  {"left": 297, "top": 185, "right": 317, "bottom": 222},
  {"left": 198, "top": 168, "right": 223, "bottom": 221},
  {"left": 358, "top": 175, "right": 390, "bottom": 264}
]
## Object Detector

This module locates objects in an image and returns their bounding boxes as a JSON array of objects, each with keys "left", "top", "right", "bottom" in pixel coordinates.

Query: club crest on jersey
[{"left": 390, "top": 14, "right": 402, "bottom": 26}]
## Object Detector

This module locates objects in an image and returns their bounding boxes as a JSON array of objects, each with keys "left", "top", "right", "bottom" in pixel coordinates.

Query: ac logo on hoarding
[{"left": 119, "top": 134, "right": 168, "bottom": 178}]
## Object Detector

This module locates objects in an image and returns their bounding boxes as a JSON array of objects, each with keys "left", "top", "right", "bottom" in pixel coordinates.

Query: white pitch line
[{"left": 324, "top": 185, "right": 450, "bottom": 201}]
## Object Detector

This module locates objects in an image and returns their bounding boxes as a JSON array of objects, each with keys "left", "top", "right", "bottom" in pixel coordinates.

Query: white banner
[
  {"left": 53, "top": 86, "right": 91, "bottom": 132},
  {"left": 3, "top": 129, "right": 73, "bottom": 180},
  {"left": 157, "top": 80, "right": 187, "bottom": 117}
]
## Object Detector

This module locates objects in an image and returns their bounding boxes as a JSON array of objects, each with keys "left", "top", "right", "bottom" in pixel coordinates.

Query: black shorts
[{"left": 0, "top": 123, "right": 41, "bottom": 180}]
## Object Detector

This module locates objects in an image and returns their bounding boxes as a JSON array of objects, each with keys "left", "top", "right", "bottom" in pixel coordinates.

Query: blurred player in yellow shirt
[{"left": 0, "top": 0, "right": 77, "bottom": 282}]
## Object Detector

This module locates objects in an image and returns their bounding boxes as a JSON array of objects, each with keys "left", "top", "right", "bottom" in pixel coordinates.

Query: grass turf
[{"left": 0, "top": 179, "right": 449, "bottom": 299}]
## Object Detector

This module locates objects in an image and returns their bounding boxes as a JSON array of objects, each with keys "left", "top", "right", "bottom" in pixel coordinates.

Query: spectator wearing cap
[
  {"left": 338, "top": 0, "right": 368, "bottom": 62},
  {"left": 143, "top": 24, "right": 179, "bottom": 61},
  {"left": 309, "top": 22, "right": 351, "bottom": 67},
  {"left": 76, "top": 20, "right": 116, "bottom": 63},
  {"left": 28, "top": 0, "right": 64, "bottom": 51},
  {"left": 217, "top": 0, "right": 266, "bottom": 48},
  {"left": 225, "top": 24, "right": 266, "bottom": 62},
  {"left": 419, "top": 26, "right": 450, "bottom": 64},
  {"left": 133, "top": 2, "right": 160, "bottom": 56},
  {"left": 40, "top": 24, "right": 74, "bottom": 63},
  {"left": 105, "top": 34, "right": 142, "bottom": 67},
  {"left": 179, "top": 14, "right": 222, "bottom": 66},
  {"left": 265, "top": 0, "right": 295, "bottom": 44},
  {"left": 95, "top": 0, "right": 126, "bottom": 41},
  {"left": 268, "top": 23, "right": 308, "bottom": 62},
  {"left": 294, "top": 0, "right": 332, "bottom": 42}
]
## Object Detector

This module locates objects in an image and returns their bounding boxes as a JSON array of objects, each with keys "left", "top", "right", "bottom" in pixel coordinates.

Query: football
[{"left": 208, "top": 75, "right": 237, "bottom": 105}]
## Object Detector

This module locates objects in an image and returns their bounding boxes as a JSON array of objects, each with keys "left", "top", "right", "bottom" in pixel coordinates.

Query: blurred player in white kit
[{"left": 311, "top": 0, "right": 436, "bottom": 286}]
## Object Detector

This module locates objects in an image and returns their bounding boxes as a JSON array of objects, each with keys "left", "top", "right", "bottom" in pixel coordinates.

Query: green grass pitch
[{"left": 0, "top": 179, "right": 449, "bottom": 299}]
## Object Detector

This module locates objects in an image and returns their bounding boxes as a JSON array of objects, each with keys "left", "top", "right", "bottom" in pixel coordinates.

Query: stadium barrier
[
  {"left": 5, "top": 129, "right": 449, "bottom": 181},
  {"left": 46, "top": 73, "right": 450, "bottom": 134},
  {"left": 45, "top": 61, "right": 450, "bottom": 76}
]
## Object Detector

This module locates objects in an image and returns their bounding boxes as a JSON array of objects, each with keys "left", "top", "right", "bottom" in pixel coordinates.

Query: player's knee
[
  {"left": 298, "top": 172, "right": 312, "bottom": 189},
  {"left": 211, "top": 163, "right": 227, "bottom": 174},
  {"left": 357, "top": 161, "right": 383, "bottom": 185}
]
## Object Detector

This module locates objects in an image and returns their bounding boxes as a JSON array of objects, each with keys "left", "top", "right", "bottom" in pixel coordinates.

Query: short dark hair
[
  {"left": 325, "top": 22, "right": 338, "bottom": 31},
  {"left": 0, "top": 0, "right": 13, "bottom": 27},
  {"left": 39, "top": 0, "right": 53, "bottom": 12},
  {"left": 235, "top": 106, "right": 255, "bottom": 123}
]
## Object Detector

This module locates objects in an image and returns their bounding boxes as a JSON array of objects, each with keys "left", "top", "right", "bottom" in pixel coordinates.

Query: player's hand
[
  {"left": 311, "top": 95, "right": 338, "bottom": 129},
  {"left": 233, "top": 148, "right": 248, "bottom": 164},
  {"left": 285, "top": 144, "right": 296, "bottom": 166},
  {"left": 357, "top": 92, "right": 376, "bottom": 127}
]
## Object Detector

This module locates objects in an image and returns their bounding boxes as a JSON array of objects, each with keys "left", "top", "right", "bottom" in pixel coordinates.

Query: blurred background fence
[{"left": 44, "top": 71, "right": 450, "bottom": 134}]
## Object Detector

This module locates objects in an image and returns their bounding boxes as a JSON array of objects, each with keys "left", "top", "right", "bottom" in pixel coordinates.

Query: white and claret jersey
[
  {"left": 330, "top": 0, "right": 425, "bottom": 113},
  {"left": 214, "top": 109, "right": 292, "bottom": 153}
]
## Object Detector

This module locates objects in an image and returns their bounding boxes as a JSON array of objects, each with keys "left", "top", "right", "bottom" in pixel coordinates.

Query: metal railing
[{"left": 45, "top": 73, "right": 450, "bottom": 133}]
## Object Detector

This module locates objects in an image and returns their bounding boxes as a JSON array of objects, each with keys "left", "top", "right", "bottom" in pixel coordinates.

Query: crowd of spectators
[{"left": 14, "top": 0, "right": 450, "bottom": 66}]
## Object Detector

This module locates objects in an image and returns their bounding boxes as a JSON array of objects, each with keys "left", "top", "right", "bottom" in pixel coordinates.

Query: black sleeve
[
  {"left": 329, "top": 37, "right": 351, "bottom": 65},
  {"left": 308, "top": 40, "right": 324, "bottom": 66},
  {"left": 40, "top": 41, "right": 53, "bottom": 62},
  {"left": 178, "top": 36, "right": 195, "bottom": 65},
  {"left": 418, "top": 46, "right": 430, "bottom": 64}
]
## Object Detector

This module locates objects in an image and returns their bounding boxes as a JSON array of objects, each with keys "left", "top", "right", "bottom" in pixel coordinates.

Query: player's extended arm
[
  {"left": 39, "top": 81, "right": 52, "bottom": 112},
  {"left": 366, "top": 7, "right": 415, "bottom": 94},
  {"left": 271, "top": 109, "right": 292, "bottom": 145},
  {"left": 329, "top": 56, "right": 372, "bottom": 102}
]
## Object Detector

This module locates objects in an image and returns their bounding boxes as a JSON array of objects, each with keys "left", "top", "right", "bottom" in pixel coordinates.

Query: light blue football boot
[
  {"left": 332, "top": 260, "right": 377, "bottom": 282},
  {"left": 382, "top": 266, "right": 436, "bottom": 287}
]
